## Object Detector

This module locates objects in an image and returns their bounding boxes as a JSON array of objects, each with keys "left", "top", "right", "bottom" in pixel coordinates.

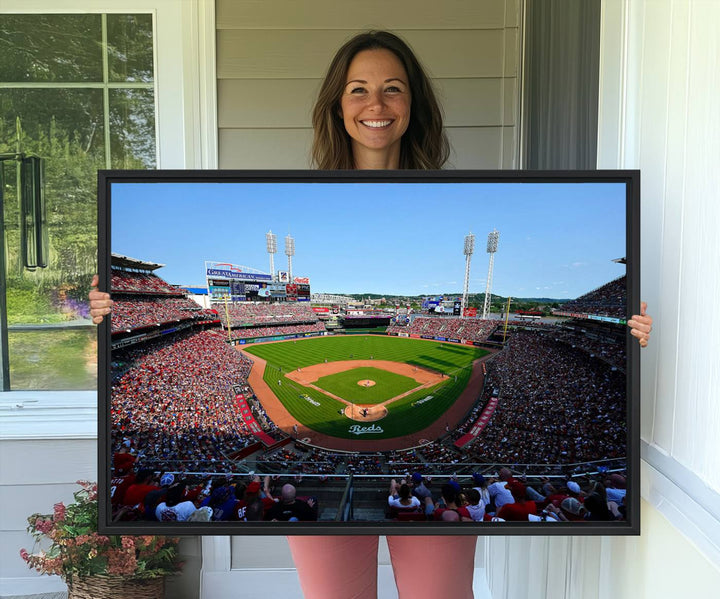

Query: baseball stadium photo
[{"left": 104, "top": 174, "right": 634, "bottom": 529}]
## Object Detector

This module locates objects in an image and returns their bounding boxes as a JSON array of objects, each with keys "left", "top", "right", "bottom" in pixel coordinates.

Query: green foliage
[{"left": 1, "top": 13, "right": 155, "bottom": 335}]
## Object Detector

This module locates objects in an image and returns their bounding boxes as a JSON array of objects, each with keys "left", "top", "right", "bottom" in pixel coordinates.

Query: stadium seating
[
  {"left": 111, "top": 269, "right": 180, "bottom": 295},
  {"left": 558, "top": 276, "right": 626, "bottom": 318},
  {"left": 111, "top": 297, "right": 208, "bottom": 332},
  {"left": 111, "top": 329, "right": 263, "bottom": 473},
  {"left": 387, "top": 316, "right": 496, "bottom": 342}
]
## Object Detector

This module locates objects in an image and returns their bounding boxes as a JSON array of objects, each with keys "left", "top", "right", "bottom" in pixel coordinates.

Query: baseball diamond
[{"left": 240, "top": 335, "right": 490, "bottom": 451}]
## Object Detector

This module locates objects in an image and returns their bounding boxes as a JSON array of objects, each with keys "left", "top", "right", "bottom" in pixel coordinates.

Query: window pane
[
  {"left": 0, "top": 14, "right": 102, "bottom": 82},
  {"left": 1, "top": 12, "right": 156, "bottom": 390},
  {"left": 107, "top": 14, "right": 154, "bottom": 83},
  {"left": 0, "top": 89, "right": 106, "bottom": 163},
  {"left": 110, "top": 89, "right": 156, "bottom": 169},
  {"left": 8, "top": 329, "right": 97, "bottom": 390},
  {"left": 1, "top": 88, "right": 103, "bottom": 389}
]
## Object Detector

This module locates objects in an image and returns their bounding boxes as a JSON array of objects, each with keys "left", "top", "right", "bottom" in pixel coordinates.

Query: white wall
[
  {"left": 486, "top": 1, "right": 720, "bottom": 596},
  {"left": 216, "top": 0, "right": 522, "bottom": 169}
]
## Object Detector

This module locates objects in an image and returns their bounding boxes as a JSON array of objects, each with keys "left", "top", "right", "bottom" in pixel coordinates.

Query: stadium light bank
[
  {"left": 461, "top": 233, "right": 475, "bottom": 319},
  {"left": 482, "top": 230, "right": 500, "bottom": 320}
]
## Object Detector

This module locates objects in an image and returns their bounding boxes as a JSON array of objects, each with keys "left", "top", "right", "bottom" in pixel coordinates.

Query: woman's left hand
[{"left": 628, "top": 301, "right": 653, "bottom": 347}]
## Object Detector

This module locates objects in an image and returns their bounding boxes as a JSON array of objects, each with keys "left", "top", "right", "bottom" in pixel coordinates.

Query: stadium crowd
[
  {"left": 229, "top": 321, "right": 326, "bottom": 341},
  {"left": 384, "top": 468, "right": 628, "bottom": 523},
  {"left": 216, "top": 302, "right": 320, "bottom": 327},
  {"left": 112, "top": 330, "right": 259, "bottom": 473},
  {"left": 111, "top": 297, "right": 211, "bottom": 333},
  {"left": 386, "top": 316, "right": 496, "bottom": 342},
  {"left": 300, "top": 449, "right": 346, "bottom": 475},
  {"left": 558, "top": 276, "right": 626, "bottom": 318},
  {"left": 345, "top": 454, "right": 385, "bottom": 475},
  {"left": 113, "top": 469, "right": 319, "bottom": 523},
  {"left": 461, "top": 329, "right": 626, "bottom": 465},
  {"left": 111, "top": 269, "right": 180, "bottom": 295},
  {"left": 385, "top": 449, "right": 425, "bottom": 472}
]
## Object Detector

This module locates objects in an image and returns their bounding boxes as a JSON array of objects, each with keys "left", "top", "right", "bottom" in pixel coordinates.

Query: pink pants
[{"left": 287, "top": 535, "right": 477, "bottom": 599}]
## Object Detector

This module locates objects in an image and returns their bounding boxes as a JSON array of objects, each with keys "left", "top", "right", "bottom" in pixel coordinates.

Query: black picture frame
[{"left": 98, "top": 169, "right": 640, "bottom": 536}]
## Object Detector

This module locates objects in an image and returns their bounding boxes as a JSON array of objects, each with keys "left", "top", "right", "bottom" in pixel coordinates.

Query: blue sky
[{"left": 111, "top": 181, "right": 627, "bottom": 299}]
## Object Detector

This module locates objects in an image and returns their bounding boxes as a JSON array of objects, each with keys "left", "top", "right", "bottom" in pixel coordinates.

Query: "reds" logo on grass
[{"left": 349, "top": 424, "right": 384, "bottom": 435}]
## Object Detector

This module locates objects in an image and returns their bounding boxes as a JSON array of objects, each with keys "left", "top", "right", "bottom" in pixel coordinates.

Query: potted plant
[{"left": 20, "top": 480, "right": 182, "bottom": 599}]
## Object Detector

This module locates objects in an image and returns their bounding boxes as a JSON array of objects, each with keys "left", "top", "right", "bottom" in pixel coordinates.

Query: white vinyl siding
[{"left": 216, "top": 0, "right": 521, "bottom": 169}]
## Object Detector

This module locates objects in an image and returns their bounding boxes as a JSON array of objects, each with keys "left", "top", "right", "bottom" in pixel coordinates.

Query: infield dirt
[{"left": 239, "top": 346, "right": 491, "bottom": 451}]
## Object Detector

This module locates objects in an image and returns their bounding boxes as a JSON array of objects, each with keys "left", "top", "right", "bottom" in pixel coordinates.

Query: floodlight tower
[
  {"left": 461, "top": 232, "right": 475, "bottom": 319},
  {"left": 285, "top": 234, "right": 295, "bottom": 281},
  {"left": 266, "top": 231, "right": 277, "bottom": 282},
  {"left": 482, "top": 229, "right": 500, "bottom": 319}
]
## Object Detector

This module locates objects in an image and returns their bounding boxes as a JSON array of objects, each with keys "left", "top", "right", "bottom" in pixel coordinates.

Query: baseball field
[{"left": 241, "top": 335, "right": 488, "bottom": 440}]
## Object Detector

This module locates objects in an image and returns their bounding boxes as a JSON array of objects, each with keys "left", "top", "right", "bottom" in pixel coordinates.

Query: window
[{"left": 0, "top": 13, "right": 156, "bottom": 389}]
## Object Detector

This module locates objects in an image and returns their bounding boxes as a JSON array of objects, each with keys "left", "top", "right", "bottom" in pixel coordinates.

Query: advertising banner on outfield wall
[{"left": 313, "top": 307, "right": 330, "bottom": 313}]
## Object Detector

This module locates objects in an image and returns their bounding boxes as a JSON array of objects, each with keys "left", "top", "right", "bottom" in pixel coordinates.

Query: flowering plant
[{"left": 20, "top": 481, "right": 182, "bottom": 583}]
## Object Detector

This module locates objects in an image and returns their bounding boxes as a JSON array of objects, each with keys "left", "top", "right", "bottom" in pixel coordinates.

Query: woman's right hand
[{"left": 89, "top": 274, "right": 113, "bottom": 324}]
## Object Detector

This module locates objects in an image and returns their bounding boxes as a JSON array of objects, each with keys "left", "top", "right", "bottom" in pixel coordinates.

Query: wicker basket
[{"left": 67, "top": 575, "right": 164, "bottom": 599}]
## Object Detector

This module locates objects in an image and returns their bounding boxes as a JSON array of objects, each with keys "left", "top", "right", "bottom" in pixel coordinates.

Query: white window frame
[{"left": 0, "top": 0, "right": 217, "bottom": 437}]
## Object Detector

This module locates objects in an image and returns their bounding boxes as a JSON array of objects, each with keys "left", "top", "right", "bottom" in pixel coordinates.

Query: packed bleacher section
[
  {"left": 110, "top": 263, "right": 217, "bottom": 334},
  {"left": 229, "top": 321, "right": 326, "bottom": 341},
  {"left": 112, "top": 296, "right": 214, "bottom": 333},
  {"left": 459, "top": 328, "right": 625, "bottom": 465},
  {"left": 212, "top": 302, "right": 328, "bottom": 341},
  {"left": 217, "top": 302, "right": 320, "bottom": 327},
  {"left": 111, "top": 329, "right": 259, "bottom": 473},
  {"left": 558, "top": 275, "right": 626, "bottom": 318},
  {"left": 548, "top": 326, "right": 626, "bottom": 371},
  {"left": 386, "top": 316, "right": 496, "bottom": 342},
  {"left": 111, "top": 269, "right": 180, "bottom": 295}
]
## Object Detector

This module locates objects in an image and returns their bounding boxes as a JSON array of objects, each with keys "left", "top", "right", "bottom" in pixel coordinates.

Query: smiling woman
[
  {"left": 340, "top": 49, "right": 412, "bottom": 169},
  {"left": 311, "top": 30, "right": 448, "bottom": 170}
]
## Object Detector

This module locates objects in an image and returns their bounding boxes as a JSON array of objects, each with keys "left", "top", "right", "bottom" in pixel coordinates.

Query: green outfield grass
[
  {"left": 315, "top": 366, "right": 419, "bottom": 404},
  {"left": 242, "top": 335, "right": 489, "bottom": 440}
]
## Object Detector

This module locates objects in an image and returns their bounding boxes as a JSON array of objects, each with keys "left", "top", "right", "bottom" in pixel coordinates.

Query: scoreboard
[{"left": 206, "top": 261, "right": 310, "bottom": 302}]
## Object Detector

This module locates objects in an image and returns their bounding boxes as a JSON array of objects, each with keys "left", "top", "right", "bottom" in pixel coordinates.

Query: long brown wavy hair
[{"left": 311, "top": 31, "right": 449, "bottom": 170}]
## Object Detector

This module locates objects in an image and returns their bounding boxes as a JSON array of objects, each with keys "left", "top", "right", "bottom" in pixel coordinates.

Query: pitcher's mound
[
  {"left": 357, "top": 379, "right": 376, "bottom": 387},
  {"left": 342, "top": 404, "right": 388, "bottom": 422}
]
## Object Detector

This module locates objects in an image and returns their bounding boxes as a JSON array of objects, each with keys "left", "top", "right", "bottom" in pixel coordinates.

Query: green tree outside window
[{"left": 0, "top": 13, "right": 155, "bottom": 390}]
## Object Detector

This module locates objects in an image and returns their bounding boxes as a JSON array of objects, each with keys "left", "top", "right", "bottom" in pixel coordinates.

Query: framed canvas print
[{"left": 98, "top": 170, "right": 640, "bottom": 535}]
